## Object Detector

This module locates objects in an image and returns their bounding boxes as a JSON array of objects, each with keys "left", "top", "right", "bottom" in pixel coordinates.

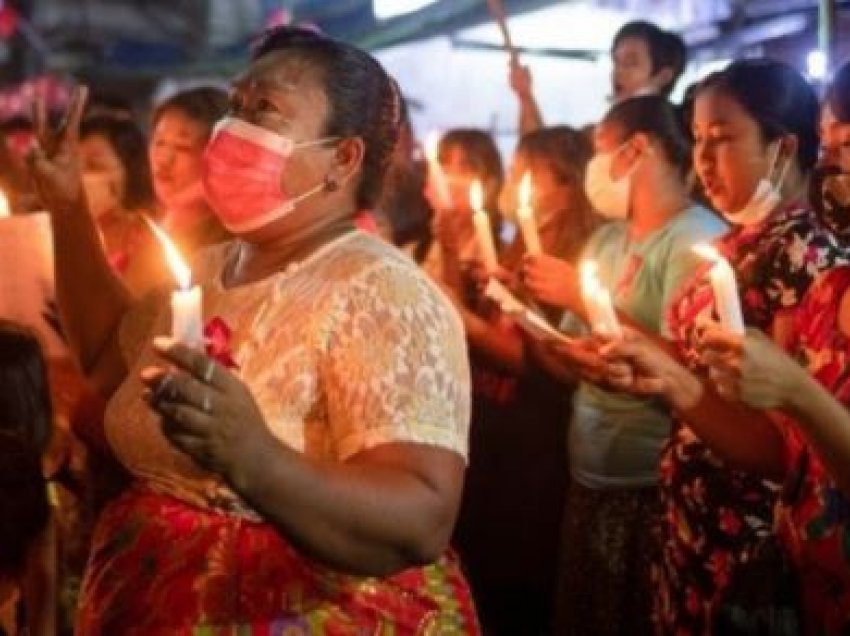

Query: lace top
[{"left": 104, "top": 231, "right": 471, "bottom": 516}]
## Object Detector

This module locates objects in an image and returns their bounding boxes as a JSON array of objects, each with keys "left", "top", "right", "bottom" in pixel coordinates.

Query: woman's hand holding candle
[
  {"left": 145, "top": 218, "right": 203, "bottom": 349},
  {"left": 469, "top": 180, "right": 499, "bottom": 274},
  {"left": 521, "top": 254, "right": 580, "bottom": 310},
  {"left": 693, "top": 243, "right": 745, "bottom": 335}
]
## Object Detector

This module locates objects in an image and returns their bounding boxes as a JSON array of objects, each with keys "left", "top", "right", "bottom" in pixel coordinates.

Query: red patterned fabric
[
  {"left": 776, "top": 266, "right": 850, "bottom": 634},
  {"left": 657, "top": 203, "right": 849, "bottom": 633},
  {"left": 77, "top": 485, "right": 480, "bottom": 635}
]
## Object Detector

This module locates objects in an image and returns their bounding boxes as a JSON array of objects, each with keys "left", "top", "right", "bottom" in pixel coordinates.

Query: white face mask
[
  {"left": 723, "top": 141, "right": 790, "bottom": 226},
  {"left": 584, "top": 142, "right": 637, "bottom": 220}
]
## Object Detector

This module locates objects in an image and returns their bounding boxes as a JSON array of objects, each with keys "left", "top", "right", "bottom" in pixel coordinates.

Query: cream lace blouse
[{"left": 104, "top": 231, "right": 471, "bottom": 516}]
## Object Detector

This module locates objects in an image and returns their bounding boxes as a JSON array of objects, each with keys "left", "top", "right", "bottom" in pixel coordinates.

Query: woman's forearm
[
  {"left": 786, "top": 371, "right": 850, "bottom": 496},
  {"left": 518, "top": 94, "right": 544, "bottom": 136},
  {"left": 669, "top": 368, "right": 786, "bottom": 480},
  {"left": 228, "top": 436, "right": 465, "bottom": 577},
  {"left": 50, "top": 200, "right": 132, "bottom": 389}
]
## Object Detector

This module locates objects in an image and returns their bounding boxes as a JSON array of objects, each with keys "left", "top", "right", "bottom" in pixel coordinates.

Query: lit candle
[
  {"left": 469, "top": 180, "right": 499, "bottom": 274},
  {"left": 144, "top": 218, "right": 204, "bottom": 348},
  {"left": 0, "top": 189, "right": 10, "bottom": 218},
  {"left": 424, "top": 131, "right": 453, "bottom": 210},
  {"left": 517, "top": 172, "right": 542, "bottom": 255},
  {"left": 580, "top": 261, "right": 622, "bottom": 338},
  {"left": 693, "top": 244, "right": 745, "bottom": 335}
]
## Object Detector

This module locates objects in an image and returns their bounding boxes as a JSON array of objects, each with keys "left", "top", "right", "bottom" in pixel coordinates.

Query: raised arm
[
  {"left": 28, "top": 87, "right": 133, "bottom": 395},
  {"left": 509, "top": 60, "right": 544, "bottom": 135}
]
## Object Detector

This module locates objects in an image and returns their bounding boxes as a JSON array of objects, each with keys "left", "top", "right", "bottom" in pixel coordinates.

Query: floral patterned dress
[
  {"left": 658, "top": 203, "right": 848, "bottom": 633},
  {"left": 76, "top": 231, "right": 480, "bottom": 635},
  {"left": 775, "top": 265, "right": 850, "bottom": 634}
]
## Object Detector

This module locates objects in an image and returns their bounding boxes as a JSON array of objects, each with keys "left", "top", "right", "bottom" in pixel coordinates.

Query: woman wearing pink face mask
[{"left": 28, "top": 27, "right": 479, "bottom": 633}]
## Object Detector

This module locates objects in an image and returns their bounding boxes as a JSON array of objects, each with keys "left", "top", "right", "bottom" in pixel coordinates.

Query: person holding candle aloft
[
  {"left": 517, "top": 95, "right": 725, "bottom": 636},
  {"left": 599, "top": 60, "right": 850, "bottom": 633},
  {"left": 28, "top": 27, "right": 480, "bottom": 633}
]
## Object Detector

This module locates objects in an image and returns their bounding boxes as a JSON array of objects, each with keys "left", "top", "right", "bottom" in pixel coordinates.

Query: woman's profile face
[
  {"left": 439, "top": 143, "right": 480, "bottom": 214},
  {"left": 149, "top": 109, "right": 208, "bottom": 207},
  {"left": 820, "top": 103, "right": 850, "bottom": 173},
  {"left": 501, "top": 151, "right": 573, "bottom": 225},
  {"left": 80, "top": 133, "right": 127, "bottom": 212},
  {"left": 692, "top": 86, "right": 775, "bottom": 215}
]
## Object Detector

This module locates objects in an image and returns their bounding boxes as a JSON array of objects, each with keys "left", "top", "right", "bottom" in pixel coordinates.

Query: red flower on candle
[{"left": 203, "top": 317, "right": 239, "bottom": 370}]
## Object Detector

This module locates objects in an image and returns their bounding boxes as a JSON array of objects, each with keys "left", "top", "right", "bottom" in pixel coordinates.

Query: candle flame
[
  {"left": 143, "top": 216, "right": 192, "bottom": 290},
  {"left": 692, "top": 243, "right": 720, "bottom": 262},
  {"left": 470, "top": 180, "right": 484, "bottom": 211},
  {"left": 424, "top": 131, "right": 442, "bottom": 163},
  {"left": 519, "top": 172, "right": 532, "bottom": 209},
  {"left": 0, "top": 189, "right": 10, "bottom": 218}
]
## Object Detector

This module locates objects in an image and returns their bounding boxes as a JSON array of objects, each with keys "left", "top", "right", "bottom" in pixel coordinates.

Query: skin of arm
[
  {"left": 146, "top": 326, "right": 469, "bottom": 578},
  {"left": 509, "top": 61, "right": 544, "bottom": 135},
  {"left": 700, "top": 292, "right": 850, "bottom": 496},
  {"left": 602, "top": 328, "right": 787, "bottom": 480},
  {"left": 28, "top": 87, "right": 133, "bottom": 396}
]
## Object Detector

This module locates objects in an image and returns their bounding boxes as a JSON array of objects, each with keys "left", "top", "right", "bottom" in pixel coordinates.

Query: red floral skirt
[{"left": 76, "top": 484, "right": 479, "bottom": 635}]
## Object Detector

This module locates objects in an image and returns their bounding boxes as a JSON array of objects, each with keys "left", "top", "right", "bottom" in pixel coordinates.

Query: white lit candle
[
  {"left": 517, "top": 172, "right": 542, "bottom": 255},
  {"left": 580, "top": 261, "right": 622, "bottom": 338},
  {"left": 144, "top": 218, "right": 204, "bottom": 348},
  {"left": 693, "top": 244, "right": 745, "bottom": 335},
  {"left": 0, "top": 189, "right": 10, "bottom": 218},
  {"left": 469, "top": 180, "right": 499, "bottom": 274},
  {"left": 425, "top": 131, "right": 453, "bottom": 210}
]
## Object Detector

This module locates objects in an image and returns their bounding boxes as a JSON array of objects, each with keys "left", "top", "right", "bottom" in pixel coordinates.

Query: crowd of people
[{"left": 0, "top": 15, "right": 849, "bottom": 636}]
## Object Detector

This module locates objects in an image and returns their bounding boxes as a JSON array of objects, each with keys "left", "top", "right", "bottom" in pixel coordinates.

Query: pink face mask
[{"left": 202, "top": 117, "right": 335, "bottom": 233}]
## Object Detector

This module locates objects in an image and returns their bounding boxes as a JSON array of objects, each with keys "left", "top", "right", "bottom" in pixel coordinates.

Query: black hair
[
  {"left": 0, "top": 432, "right": 49, "bottom": 575},
  {"left": 517, "top": 126, "right": 592, "bottom": 187},
  {"left": 251, "top": 26, "right": 401, "bottom": 210},
  {"left": 612, "top": 20, "right": 687, "bottom": 97},
  {"left": 80, "top": 115, "right": 156, "bottom": 212},
  {"left": 697, "top": 59, "right": 821, "bottom": 173},
  {"left": 603, "top": 95, "right": 692, "bottom": 175},
  {"left": 151, "top": 86, "right": 230, "bottom": 140},
  {"left": 515, "top": 126, "right": 598, "bottom": 262},
  {"left": 439, "top": 128, "right": 504, "bottom": 213},
  {"left": 0, "top": 322, "right": 52, "bottom": 576},
  {"left": 0, "top": 321, "right": 52, "bottom": 452},
  {"left": 825, "top": 59, "right": 850, "bottom": 123}
]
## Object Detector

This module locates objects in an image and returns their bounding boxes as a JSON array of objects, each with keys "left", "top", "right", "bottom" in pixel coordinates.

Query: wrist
[
  {"left": 223, "top": 426, "right": 275, "bottom": 496},
  {"left": 784, "top": 365, "right": 821, "bottom": 417},
  {"left": 665, "top": 364, "right": 703, "bottom": 412}
]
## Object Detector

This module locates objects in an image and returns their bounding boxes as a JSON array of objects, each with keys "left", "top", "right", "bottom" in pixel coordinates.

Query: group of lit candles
[
  {"left": 425, "top": 134, "right": 746, "bottom": 340},
  {"left": 0, "top": 145, "right": 746, "bottom": 351}
]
